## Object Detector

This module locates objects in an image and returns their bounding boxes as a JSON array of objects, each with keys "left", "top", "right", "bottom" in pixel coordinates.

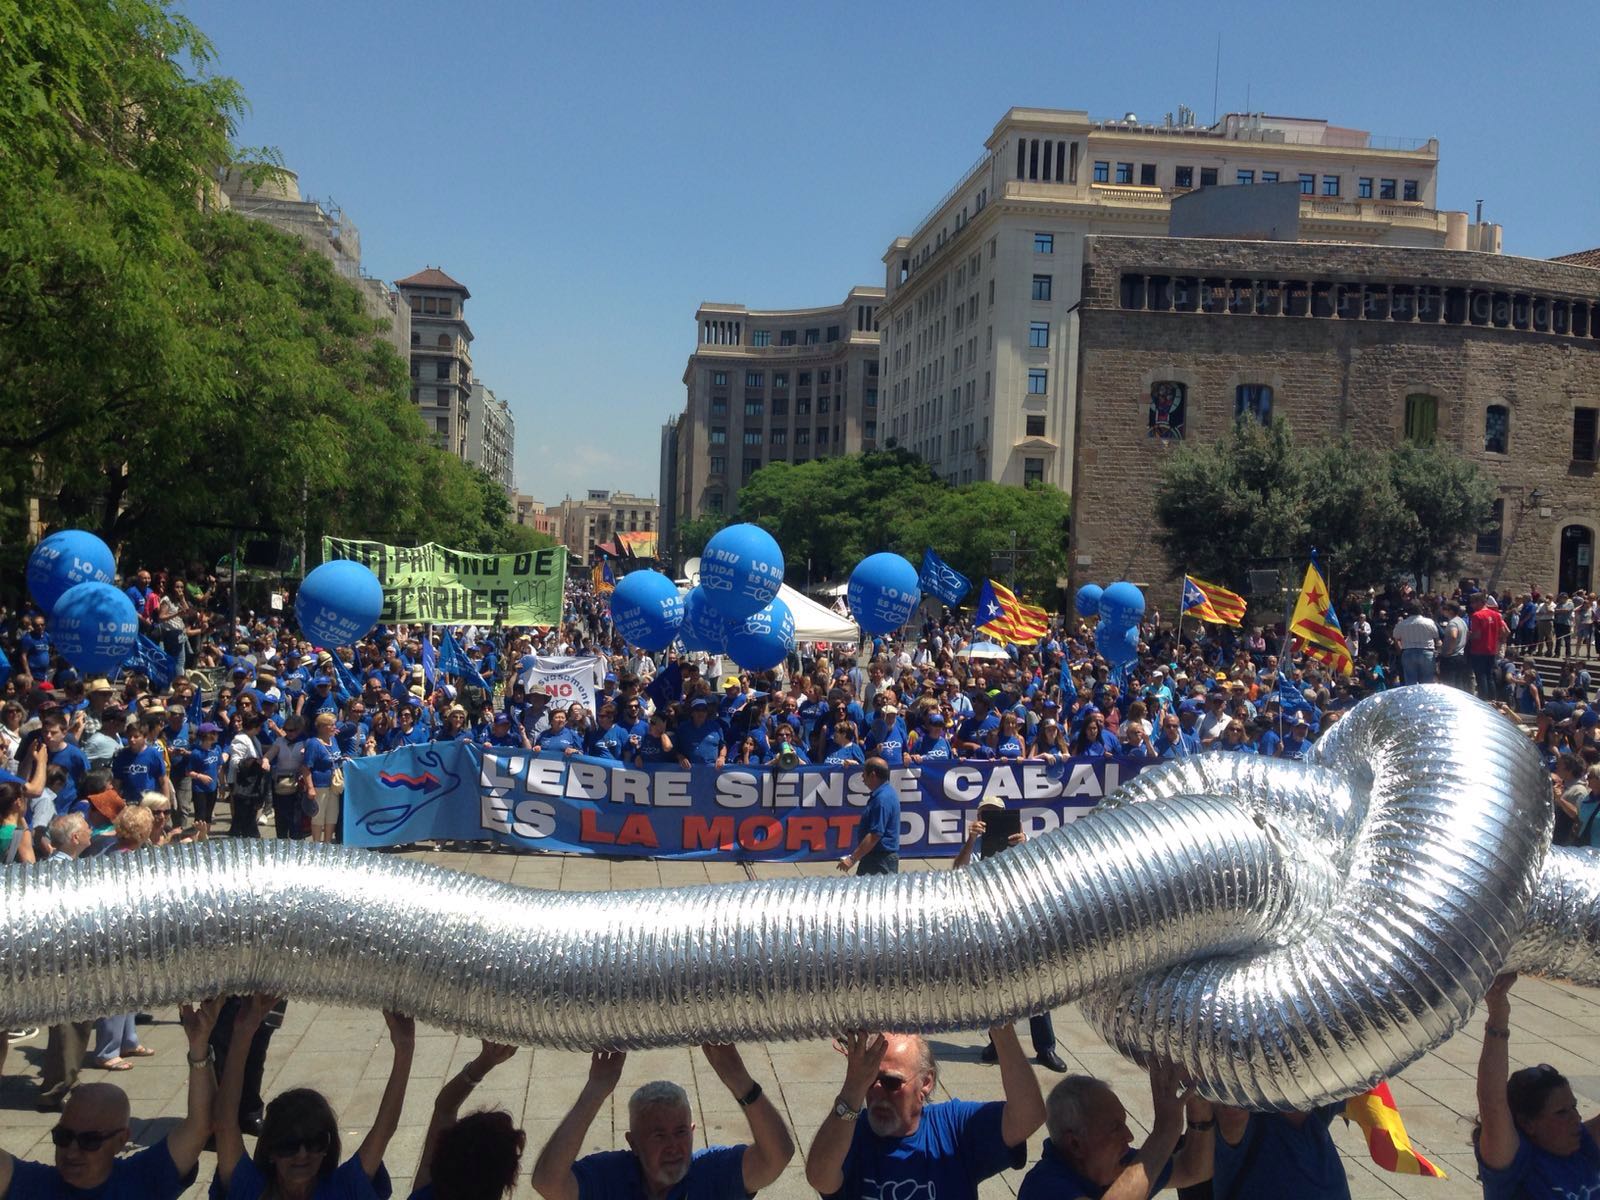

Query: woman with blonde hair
[{"left": 301, "top": 711, "right": 343, "bottom": 844}]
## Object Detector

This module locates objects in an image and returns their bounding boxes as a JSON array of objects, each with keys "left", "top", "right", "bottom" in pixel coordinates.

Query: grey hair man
[
  {"left": 35, "top": 812, "right": 94, "bottom": 1112},
  {"left": 532, "top": 1044, "right": 792, "bottom": 1200}
]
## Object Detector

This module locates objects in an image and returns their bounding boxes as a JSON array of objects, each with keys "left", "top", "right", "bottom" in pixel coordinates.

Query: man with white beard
[
  {"left": 532, "top": 1044, "right": 792, "bottom": 1200},
  {"left": 807, "top": 1030, "right": 1044, "bottom": 1200}
]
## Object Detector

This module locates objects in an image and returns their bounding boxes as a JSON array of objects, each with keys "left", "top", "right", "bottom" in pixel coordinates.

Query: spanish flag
[
  {"left": 1343, "top": 1082, "right": 1445, "bottom": 1177},
  {"left": 1289, "top": 556, "right": 1353, "bottom": 675},
  {"left": 975, "top": 579, "right": 1051, "bottom": 644},
  {"left": 1182, "top": 575, "right": 1247, "bottom": 627}
]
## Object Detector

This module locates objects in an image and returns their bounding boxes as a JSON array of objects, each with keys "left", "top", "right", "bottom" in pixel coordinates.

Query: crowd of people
[{"left": 0, "top": 563, "right": 1598, "bottom": 1197}]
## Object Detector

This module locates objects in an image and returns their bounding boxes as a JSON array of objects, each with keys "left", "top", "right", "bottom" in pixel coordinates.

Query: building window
[
  {"left": 1031, "top": 275, "right": 1052, "bottom": 301},
  {"left": 1379, "top": 178, "right": 1397, "bottom": 200},
  {"left": 1236, "top": 169, "right": 1255, "bottom": 185},
  {"left": 1358, "top": 177, "right": 1374, "bottom": 199},
  {"left": 1294, "top": 173, "right": 1313, "bottom": 194},
  {"left": 804, "top": 328, "right": 820, "bottom": 344},
  {"left": 797, "top": 398, "right": 810, "bottom": 415},
  {"left": 1403, "top": 180, "right": 1420, "bottom": 201},
  {"left": 1404, "top": 393, "right": 1438, "bottom": 445},
  {"left": 1322, "top": 175, "right": 1340, "bottom": 196},
  {"left": 1029, "top": 321, "right": 1050, "bottom": 348},
  {"left": 1484, "top": 405, "right": 1509, "bottom": 454},
  {"left": 818, "top": 396, "right": 830, "bottom": 414},
  {"left": 435, "top": 362, "right": 450, "bottom": 379},
  {"left": 710, "top": 399, "right": 727, "bottom": 416},
  {"left": 771, "top": 397, "right": 787, "bottom": 416},
  {"left": 773, "top": 372, "right": 787, "bottom": 388},
  {"left": 1200, "top": 167, "right": 1218, "bottom": 186},
  {"left": 745, "top": 371, "right": 764, "bottom": 388},
  {"left": 797, "top": 371, "right": 811, "bottom": 387},
  {"left": 744, "top": 400, "right": 763, "bottom": 417},
  {"left": 751, "top": 330, "right": 770, "bottom": 347},
  {"left": 711, "top": 371, "right": 727, "bottom": 386},
  {"left": 864, "top": 420, "right": 877, "bottom": 440},
  {"left": 1034, "top": 232, "right": 1054, "bottom": 254},
  {"left": 1476, "top": 499, "right": 1504, "bottom": 556},
  {"left": 743, "top": 431, "right": 762, "bottom": 446},
  {"left": 796, "top": 429, "right": 810, "bottom": 445},
  {"left": 709, "top": 427, "right": 726, "bottom": 445},
  {"left": 1575, "top": 407, "right": 1599, "bottom": 461},
  {"left": 1175, "top": 165, "right": 1194, "bottom": 188},
  {"left": 1139, "top": 163, "right": 1157, "bottom": 186},
  {"left": 743, "top": 458, "right": 761, "bottom": 479},
  {"left": 707, "top": 492, "right": 723, "bottom": 513},
  {"left": 709, "top": 455, "right": 725, "bottom": 475},
  {"left": 817, "top": 428, "right": 829, "bottom": 444},
  {"left": 771, "top": 429, "right": 786, "bottom": 446},
  {"left": 1093, "top": 160, "right": 1110, "bottom": 183},
  {"left": 1025, "top": 414, "right": 1046, "bottom": 437},
  {"left": 1149, "top": 382, "right": 1186, "bottom": 440},
  {"left": 826, "top": 325, "right": 840, "bottom": 341},
  {"left": 1027, "top": 368, "right": 1048, "bottom": 394},
  {"left": 1235, "top": 385, "right": 1273, "bottom": 424},
  {"left": 1024, "top": 457, "right": 1044, "bottom": 485},
  {"left": 819, "top": 369, "right": 830, "bottom": 384},
  {"left": 777, "top": 330, "right": 795, "bottom": 346},
  {"left": 436, "top": 388, "right": 450, "bottom": 404},
  {"left": 864, "top": 388, "right": 878, "bottom": 406},
  {"left": 1115, "top": 162, "right": 1133, "bottom": 184},
  {"left": 1260, "top": 170, "right": 1279, "bottom": 184}
]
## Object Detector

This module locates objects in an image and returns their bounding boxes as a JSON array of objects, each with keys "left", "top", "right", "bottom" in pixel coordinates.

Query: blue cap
[
  {"left": 690, "top": 697, "right": 709, "bottom": 710},
  {"left": 1179, "top": 700, "right": 1203, "bottom": 715},
  {"left": 926, "top": 713, "right": 946, "bottom": 726}
]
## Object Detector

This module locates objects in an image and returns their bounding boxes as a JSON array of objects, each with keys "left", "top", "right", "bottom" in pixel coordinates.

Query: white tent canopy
[{"left": 680, "top": 558, "right": 861, "bottom": 647}]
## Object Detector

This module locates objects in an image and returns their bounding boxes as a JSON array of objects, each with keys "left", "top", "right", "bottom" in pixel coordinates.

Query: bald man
[{"left": 0, "top": 999, "right": 222, "bottom": 1199}]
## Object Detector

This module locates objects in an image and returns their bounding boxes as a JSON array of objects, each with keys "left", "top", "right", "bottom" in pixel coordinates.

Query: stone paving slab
[{"left": 4, "top": 842, "right": 1599, "bottom": 1198}]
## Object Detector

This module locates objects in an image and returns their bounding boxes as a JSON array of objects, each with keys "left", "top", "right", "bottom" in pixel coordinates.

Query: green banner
[{"left": 320, "top": 538, "right": 566, "bottom": 626}]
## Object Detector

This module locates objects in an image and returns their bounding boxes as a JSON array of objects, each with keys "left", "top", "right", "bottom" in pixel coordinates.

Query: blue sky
[{"left": 181, "top": 0, "right": 1598, "bottom": 504}]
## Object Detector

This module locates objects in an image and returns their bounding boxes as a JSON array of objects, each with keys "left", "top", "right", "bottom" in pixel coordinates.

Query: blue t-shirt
[
  {"left": 303, "top": 736, "right": 338, "bottom": 788},
  {"left": 824, "top": 742, "right": 867, "bottom": 768},
  {"left": 1212, "top": 1103, "right": 1347, "bottom": 1200},
  {"left": 675, "top": 720, "right": 726, "bottom": 765},
  {"left": 47, "top": 744, "right": 89, "bottom": 806},
  {"left": 995, "top": 735, "right": 1025, "bottom": 760},
  {"left": 918, "top": 735, "right": 952, "bottom": 761},
  {"left": 1018, "top": 1139, "right": 1172, "bottom": 1200},
  {"left": 111, "top": 745, "right": 166, "bottom": 802},
  {"left": 861, "top": 780, "right": 900, "bottom": 854},
  {"left": 864, "top": 719, "right": 907, "bottom": 767},
  {"left": 1476, "top": 1124, "right": 1600, "bottom": 1200},
  {"left": 826, "top": 1099, "right": 1022, "bottom": 1200},
  {"left": 10, "top": 1140, "right": 193, "bottom": 1199},
  {"left": 19, "top": 631, "right": 52, "bottom": 673},
  {"left": 212, "top": 1153, "right": 392, "bottom": 1200},
  {"left": 187, "top": 744, "right": 225, "bottom": 793},
  {"left": 571, "top": 1145, "right": 746, "bottom": 1200},
  {"left": 538, "top": 727, "right": 583, "bottom": 755},
  {"left": 586, "top": 723, "right": 630, "bottom": 761}
]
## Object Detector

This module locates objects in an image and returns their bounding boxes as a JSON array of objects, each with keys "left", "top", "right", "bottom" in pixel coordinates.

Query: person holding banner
[
  {"left": 675, "top": 699, "right": 727, "bottom": 768},
  {"left": 537, "top": 708, "right": 583, "bottom": 756},
  {"left": 531, "top": 1044, "right": 793, "bottom": 1200}
]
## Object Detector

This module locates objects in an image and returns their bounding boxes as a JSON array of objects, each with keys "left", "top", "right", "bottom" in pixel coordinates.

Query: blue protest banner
[
  {"left": 919, "top": 548, "right": 971, "bottom": 607},
  {"left": 342, "top": 745, "right": 1150, "bottom": 862}
]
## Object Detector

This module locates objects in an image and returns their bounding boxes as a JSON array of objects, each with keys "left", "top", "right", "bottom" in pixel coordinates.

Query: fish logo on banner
[{"left": 919, "top": 548, "right": 971, "bottom": 607}]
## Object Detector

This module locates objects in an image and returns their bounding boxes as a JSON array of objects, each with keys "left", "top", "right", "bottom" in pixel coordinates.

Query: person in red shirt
[{"left": 1466, "top": 592, "right": 1510, "bottom": 700}]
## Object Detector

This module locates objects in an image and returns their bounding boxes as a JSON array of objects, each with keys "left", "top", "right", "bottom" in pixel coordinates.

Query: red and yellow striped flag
[
  {"left": 1182, "top": 575, "right": 1247, "bottom": 627},
  {"left": 1290, "top": 557, "right": 1354, "bottom": 675},
  {"left": 1343, "top": 1082, "right": 1445, "bottom": 1178},
  {"left": 976, "top": 579, "right": 1050, "bottom": 644}
]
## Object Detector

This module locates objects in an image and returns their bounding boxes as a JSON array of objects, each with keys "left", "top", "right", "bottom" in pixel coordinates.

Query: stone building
[
  {"left": 1070, "top": 235, "right": 1600, "bottom": 596},
  {"left": 555, "top": 490, "right": 658, "bottom": 562},
  {"left": 875, "top": 106, "right": 1501, "bottom": 493},
  {"left": 467, "top": 379, "right": 515, "bottom": 493},
  {"left": 396, "top": 268, "right": 474, "bottom": 462},
  {"left": 661, "top": 288, "right": 884, "bottom": 559}
]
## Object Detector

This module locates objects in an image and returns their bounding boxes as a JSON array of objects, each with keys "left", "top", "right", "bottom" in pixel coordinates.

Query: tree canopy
[
  {"left": 1153, "top": 419, "right": 1496, "bottom": 595},
  {"left": 0, "top": 0, "right": 530, "bottom": 576}
]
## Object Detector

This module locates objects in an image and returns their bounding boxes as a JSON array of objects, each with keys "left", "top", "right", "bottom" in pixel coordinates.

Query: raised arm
[
  {"left": 531, "top": 1050, "right": 626, "bottom": 1200},
  {"left": 214, "top": 993, "right": 281, "bottom": 1187},
  {"left": 804, "top": 1032, "right": 886, "bottom": 1195},
  {"left": 701, "top": 1043, "right": 794, "bottom": 1193},
  {"left": 1477, "top": 972, "right": 1520, "bottom": 1170},
  {"left": 1102, "top": 1063, "right": 1189, "bottom": 1200},
  {"left": 166, "top": 998, "right": 224, "bottom": 1176},
  {"left": 357, "top": 1011, "right": 415, "bottom": 1179},
  {"left": 1170, "top": 1092, "right": 1216, "bottom": 1187},
  {"left": 413, "top": 1041, "right": 517, "bottom": 1191},
  {"left": 991, "top": 1024, "right": 1046, "bottom": 1147}
]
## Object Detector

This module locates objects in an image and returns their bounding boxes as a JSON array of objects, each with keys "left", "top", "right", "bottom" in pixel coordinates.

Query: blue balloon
[
  {"left": 725, "top": 598, "right": 796, "bottom": 671},
  {"left": 1097, "top": 581, "right": 1146, "bottom": 631},
  {"left": 1100, "top": 624, "right": 1138, "bottom": 665},
  {"left": 49, "top": 582, "right": 139, "bottom": 676},
  {"left": 1074, "top": 583, "right": 1104, "bottom": 619},
  {"left": 679, "top": 587, "right": 733, "bottom": 654},
  {"left": 610, "top": 570, "right": 683, "bottom": 651},
  {"left": 296, "top": 560, "right": 383, "bottom": 648},
  {"left": 699, "top": 524, "right": 784, "bottom": 619},
  {"left": 847, "top": 553, "right": 921, "bottom": 635},
  {"left": 27, "top": 530, "right": 116, "bottom": 614}
]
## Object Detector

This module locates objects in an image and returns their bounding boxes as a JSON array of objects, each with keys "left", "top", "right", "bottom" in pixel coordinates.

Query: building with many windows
[
  {"left": 1070, "top": 235, "right": 1599, "bottom": 595},
  {"left": 661, "top": 288, "right": 884, "bottom": 561},
  {"left": 396, "top": 267, "right": 475, "bottom": 461},
  {"left": 555, "top": 490, "right": 658, "bottom": 563},
  {"left": 467, "top": 379, "right": 515, "bottom": 493},
  {"left": 512, "top": 494, "right": 557, "bottom": 537},
  {"left": 877, "top": 106, "right": 1502, "bottom": 493}
]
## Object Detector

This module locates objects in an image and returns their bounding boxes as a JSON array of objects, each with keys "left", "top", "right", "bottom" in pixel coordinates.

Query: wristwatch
[{"left": 833, "top": 1097, "right": 857, "bottom": 1121}]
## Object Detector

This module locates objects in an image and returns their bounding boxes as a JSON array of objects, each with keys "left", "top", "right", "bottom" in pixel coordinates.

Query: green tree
[
  {"left": 1384, "top": 442, "right": 1496, "bottom": 586},
  {"left": 892, "top": 482, "right": 1071, "bottom": 598},
  {"left": 674, "top": 513, "right": 730, "bottom": 565}
]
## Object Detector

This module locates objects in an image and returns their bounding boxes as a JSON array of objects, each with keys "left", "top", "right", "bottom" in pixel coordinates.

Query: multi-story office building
[
  {"left": 396, "top": 268, "right": 474, "bottom": 462},
  {"left": 467, "top": 379, "right": 515, "bottom": 493},
  {"left": 218, "top": 166, "right": 411, "bottom": 359},
  {"left": 513, "top": 494, "right": 557, "bottom": 537},
  {"left": 556, "top": 490, "right": 658, "bottom": 562},
  {"left": 662, "top": 287, "right": 884, "bottom": 557},
  {"left": 877, "top": 106, "right": 1503, "bottom": 491}
]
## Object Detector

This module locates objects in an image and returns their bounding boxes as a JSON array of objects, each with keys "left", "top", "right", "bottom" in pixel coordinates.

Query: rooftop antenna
[
  {"left": 1475, "top": 198, "right": 1484, "bottom": 223},
  {"left": 1211, "top": 33, "right": 1221, "bottom": 124}
]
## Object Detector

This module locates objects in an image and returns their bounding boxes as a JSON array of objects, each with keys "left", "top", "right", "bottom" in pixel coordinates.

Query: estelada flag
[
  {"left": 975, "top": 579, "right": 1050, "bottom": 644},
  {"left": 1290, "top": 556, "right": 1354, "bottom": 675},
  {"left": 1182, "top": 575, "right": 1247, "bottom": 627},
  {"left": 1343, "top": 1082, "right": 1446, "bottom": 1177}
]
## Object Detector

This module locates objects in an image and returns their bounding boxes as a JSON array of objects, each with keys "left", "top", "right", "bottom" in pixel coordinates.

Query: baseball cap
[
  {"left": 197, "top": 722, "right": 221, "bottom": 735},
  {"left": 1178, "top": 700, "right": 1203, "bottom": 715},
  {"left": 605, "top": 673, "right": 618, "bottom": 683},
  {"left": 978, "top": 795, "right": 1006, "bottom": 811},
  {"left": 493, "top": 713, "right": 511, "bottom": 725},
  {"left": 690, "top": 697, "right": 709, "bottom": 710},
  {"left": 926, "top": 713, "right": 946, "bottom": 726},
  {"left": 1291, "top": 712, "right": 1311, "bottom": 726},
  {"left": 723, "top": 678, "right": 741, "bottom": 690}
]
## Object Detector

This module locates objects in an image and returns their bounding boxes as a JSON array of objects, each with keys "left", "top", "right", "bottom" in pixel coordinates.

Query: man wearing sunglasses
[
  {"left": 0, "top": 998, "right": 223, "bottom": 1198},
  {"left": 806, "top": 1029, "right": 1045, "bottom": 1200}
]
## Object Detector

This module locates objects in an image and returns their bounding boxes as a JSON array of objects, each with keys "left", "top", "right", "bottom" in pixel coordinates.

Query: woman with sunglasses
[
  {"left": 214, "top": 993, "right": 415, "bottom": 1199},
  {"left": 1475, "top": 972, "right": 1600, "bottom": 1196}
]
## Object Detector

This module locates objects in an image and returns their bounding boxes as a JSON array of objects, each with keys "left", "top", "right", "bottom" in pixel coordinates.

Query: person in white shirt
[{"left": 1392, "top": 604, "right": 1442, "bottom": 686}]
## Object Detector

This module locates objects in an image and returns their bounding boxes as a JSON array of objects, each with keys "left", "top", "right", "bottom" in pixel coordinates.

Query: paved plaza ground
[{"left": 4, "top": 842, "right": 1599, "bottom": 1199}]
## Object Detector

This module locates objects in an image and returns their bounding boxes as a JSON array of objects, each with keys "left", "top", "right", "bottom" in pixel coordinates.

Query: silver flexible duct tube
[{"left": 1, "top": 686, "right": 1587, "bottom": 1107}]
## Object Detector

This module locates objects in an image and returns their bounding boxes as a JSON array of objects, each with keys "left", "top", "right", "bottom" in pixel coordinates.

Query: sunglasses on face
[
  {"left": 873, "top": 1073, "right": 908, "bottom": 1093},
  {"left": 270, "top": 1129, "right": 333, "bottom": 1158},
  {"left": 51, "top": 1126, "right": 125, "bottom": 1152}
]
